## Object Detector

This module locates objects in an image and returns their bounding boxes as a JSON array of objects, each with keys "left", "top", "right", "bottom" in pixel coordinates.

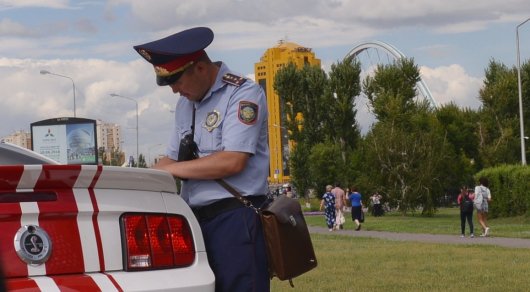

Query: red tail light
[{"left": 121, "top": 213, "right": 195, "bottom": 270}]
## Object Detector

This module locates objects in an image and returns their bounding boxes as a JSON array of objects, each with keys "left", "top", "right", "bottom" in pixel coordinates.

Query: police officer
[{"left": 134, "top": 27, "right": 270, "bottom": 292}]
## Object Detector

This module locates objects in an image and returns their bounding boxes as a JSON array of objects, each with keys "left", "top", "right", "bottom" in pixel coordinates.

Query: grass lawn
[
  {"left": 271, "top": 233, "right": 530, "bottom": 291},
  {"left": 269, "top": 204, "right": 530, "bottom": 291},
  {"left": 304, "top": 207, "right": 530, "bottom": 239}
]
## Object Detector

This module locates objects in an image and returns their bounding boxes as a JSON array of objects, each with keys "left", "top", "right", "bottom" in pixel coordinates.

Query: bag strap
[
  {"left": 188, "top": 104, "right": 261, "bottom": 213},
  {"left": 191, "top": 105, "right": 196, "bottom": 138},
  {"left": 214, "top": 178, "right": 259, "bottom": 212}
]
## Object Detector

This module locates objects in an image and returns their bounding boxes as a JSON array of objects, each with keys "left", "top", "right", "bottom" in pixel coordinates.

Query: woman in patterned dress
[{"left": 320, "top": 185, "right": 336, "bottom": 231}]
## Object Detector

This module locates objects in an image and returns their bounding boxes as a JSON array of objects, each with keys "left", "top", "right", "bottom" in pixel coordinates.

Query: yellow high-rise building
[{"left": 254, "top": 40, "right": 321, "bottom": 185}]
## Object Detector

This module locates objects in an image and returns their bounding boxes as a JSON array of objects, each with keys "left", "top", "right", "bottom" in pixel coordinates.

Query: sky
[{"left": 1, "top": 0, "right": 530, "bottom": 164}]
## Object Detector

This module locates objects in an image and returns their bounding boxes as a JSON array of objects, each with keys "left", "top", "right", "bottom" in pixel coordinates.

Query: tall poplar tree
[
  {"left": 360, "top": 58, "right": 450, "bottom": 215},
  {"left": 326, "top": 56, "right": 362, "bottom": 163},
  {"left": 478, "top": 60, "right": 522, "bottom": 166},
  {"left": 274, "top": 57, "right": 362, "bottom": 196}
]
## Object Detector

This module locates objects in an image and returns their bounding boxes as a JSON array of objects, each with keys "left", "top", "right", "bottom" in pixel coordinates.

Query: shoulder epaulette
[{"left": 222, "top": 73, "right": 246, "bottom": 87}]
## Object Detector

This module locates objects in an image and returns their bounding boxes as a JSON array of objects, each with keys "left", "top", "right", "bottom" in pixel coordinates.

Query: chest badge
[
  {"left": 14, "top": 225, "right": 53, "bottom": 266},
  {"left": 204, "top": 110, "right": 221, "bottom": 132}
]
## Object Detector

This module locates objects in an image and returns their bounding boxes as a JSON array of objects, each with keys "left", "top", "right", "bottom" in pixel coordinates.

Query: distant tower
[
  {"left": 96, "top": 120, "right": 122, "bottom": 162},
  {"left": 254, "top": 40, "right": 321, "bottom": 184}
]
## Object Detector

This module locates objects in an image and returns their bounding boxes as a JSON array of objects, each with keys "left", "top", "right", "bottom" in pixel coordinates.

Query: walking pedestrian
[
  {"left": 370, "top": 192, "right": 383, "bottom": 217},
  {"left": 320, "top": 185, "right": 336, "bottom": 231},
  {"left": 331, "top": 183, "right": 347, "bottom": 230},
  {"left": 348, "top": 186, "right": 363, "bottom": 231},
  {"left": 474, "top": 177, "right": 492, "bottom": 237},
  {"left": 457, "top": 186, "right": 475, "bottom": 238}
]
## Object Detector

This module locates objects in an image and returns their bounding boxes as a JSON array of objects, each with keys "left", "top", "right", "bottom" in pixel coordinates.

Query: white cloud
[
  {"left": 0, "top": 0, "right": 70, "bottom": 9},
  {"left": 0, "top": 18, "right": 32, "bottom": 36},
  {"left": 122, "top": 1, "right": 530, "bottom": 36},
  {"left": 0, "top": 57, "right": 176, "bottom": 157},
  {"left": 434, "top": 21, "right": 490, "bottom": 34},
  {"left": 420, "top": 64, "right": 483, "bottom": 109}
]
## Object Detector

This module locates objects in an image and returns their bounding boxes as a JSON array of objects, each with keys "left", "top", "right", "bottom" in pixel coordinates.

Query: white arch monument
[{"left": 346, "top": 40, "right": 438, "bottom": 108}]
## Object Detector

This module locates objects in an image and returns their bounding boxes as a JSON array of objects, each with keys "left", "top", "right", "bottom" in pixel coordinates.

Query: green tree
[
  {"left": 362, "top": 114, "right": 453, "bottom": 215},
  {"left": 308, "top": 142, "right": 342, "bottom": 197},
  {"left": 359, "top": 58, "right": 451, "bottom": 215},
  {"left": 288, "top": 142, "right": 312, "bottom": 198},
  {"left": 109, "top": 148, "right": 124, "bottom": 166},
  {"left": 274, "top": 63, "right": 328, "bottom": 197},
  {"left": 98, "top": 147, "right": 108, "bottom": 165},
  {"left": 435, "top": 103, "right": 479, "bottom": 186},
  {"left": 477, "top": 60, "right": 521, "bottom": 166},
  {"left": 274, "top": 58, "right": 363, "bottom": 195},
  {"left": 435, "top": 103, "right": 479, "bottom": 160},
  {"left": 363, "top": 58, "right": 422, "bottom": 128},
  {"left": 273, "top": 63, "right": 305, "bottom": 142},
  {"left": 137, "top": 153, "right": 147, "bottom": 168},
  {"left": 325, "top": 56, "right": 362, "bottom": 163}
]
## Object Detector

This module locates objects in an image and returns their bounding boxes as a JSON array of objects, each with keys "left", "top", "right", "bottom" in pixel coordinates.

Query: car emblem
[{"left": 14, "top": 225, "right": 52, "bottom": 265}]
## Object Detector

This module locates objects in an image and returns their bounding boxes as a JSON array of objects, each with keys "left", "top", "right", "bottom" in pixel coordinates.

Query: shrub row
[{"left": 475, "top": 165, "right": 530, "bottom": 218}]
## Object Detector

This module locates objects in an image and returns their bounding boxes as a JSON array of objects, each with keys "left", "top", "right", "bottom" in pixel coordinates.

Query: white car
[{"left": 0, "top": 142, "right": 214, "bottom": 291}]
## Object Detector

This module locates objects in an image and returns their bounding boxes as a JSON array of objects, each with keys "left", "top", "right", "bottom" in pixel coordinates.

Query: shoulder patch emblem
[
  {"left": 238, "top": 101, "right": 258, "bottom": 125},
  {"left": 222, "top": 73, "right": 246, "bottom": 87}
]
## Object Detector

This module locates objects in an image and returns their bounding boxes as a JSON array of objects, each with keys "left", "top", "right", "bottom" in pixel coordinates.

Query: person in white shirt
[{"left": 474, "top": 177, "right": 492, "bottom": 237}]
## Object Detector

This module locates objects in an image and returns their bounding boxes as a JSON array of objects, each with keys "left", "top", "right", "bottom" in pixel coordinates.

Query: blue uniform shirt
[{"left": 166, "top": 62, "right": 269, "bottom": 207}]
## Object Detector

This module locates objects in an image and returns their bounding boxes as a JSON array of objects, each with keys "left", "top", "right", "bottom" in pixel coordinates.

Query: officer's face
[{"left": 169, "top": 62, "right": 210, "bottom": 102}]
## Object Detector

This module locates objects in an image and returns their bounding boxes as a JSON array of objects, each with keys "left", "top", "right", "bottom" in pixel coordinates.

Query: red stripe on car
[
  {"left": 89, "top": 165, "right": 106, "bottom": 271},
  {"left": 104, "top": 272, "right": 125, "bottom": 292},
  {"left": 5, "top": 277, "right": 39, "bottom": 291},
  {"left": 35, "top": 165, "right": 85, "bottom": 275},
  {"left": 0, "top": 166, "right": 27, "bottom": 278},
  {"left": 52, "top": 274, "right": 103, "bottom": 291}
]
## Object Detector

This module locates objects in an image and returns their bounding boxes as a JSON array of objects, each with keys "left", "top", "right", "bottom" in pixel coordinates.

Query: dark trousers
[
  {"left": 373, "top": 204, "right": 383, "bottom": 216},
  {"left": 460, "top": 211, "right": 474, "bottom": 235},
  {"left": 199, "top": 205, "right": 270, "bottom": 292}
]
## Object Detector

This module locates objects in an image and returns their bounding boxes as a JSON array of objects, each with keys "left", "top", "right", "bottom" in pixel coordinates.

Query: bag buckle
[{"left": 288, "top": 215, "right": 297, "bottom": 227}]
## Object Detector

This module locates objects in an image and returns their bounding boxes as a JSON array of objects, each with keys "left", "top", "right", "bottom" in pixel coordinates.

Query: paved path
[{"left": 308, "top": 226, "right": 530, "bottom": 249}]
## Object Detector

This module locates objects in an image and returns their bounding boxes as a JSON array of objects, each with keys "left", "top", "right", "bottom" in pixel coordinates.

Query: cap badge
[
  {"left": 204, "top": 110, "right": 221, "bottom": 132},
  {"left": 139, "top": 49, "right": 151, "bottom": 61},
  {"left": 14, "top": 225, "right": 53, "bottom": 266},
  {"left": 238, "top": 101, "right": 258, "bottom": 125},
  {"left": 154, "top": 66, "right": 170, "bottom": 76}
]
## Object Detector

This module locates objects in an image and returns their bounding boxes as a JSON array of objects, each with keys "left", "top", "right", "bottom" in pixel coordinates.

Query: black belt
[{"left": 192, "top": 195, "right": 267, "bottom": 222}]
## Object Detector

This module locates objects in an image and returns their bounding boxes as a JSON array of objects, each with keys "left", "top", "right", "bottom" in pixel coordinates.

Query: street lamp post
[
  {"left": 110, "top": 93, "right": 139, "bottom": 167},
  {"left": 40, "top": 70, "right": 76, "bottom": 117},
  {"left": 516, "top": 18, "right": 530, "bottom": 165},
  {"left": 271, "top": 123, "right": 288, "bottom": 184}
]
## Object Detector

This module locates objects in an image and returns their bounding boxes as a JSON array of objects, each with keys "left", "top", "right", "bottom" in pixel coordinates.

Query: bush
[
  {"left": 299, "top": 197, "right": 322, "bottom": 212},
  {"left": 475, "top": 165, "right": 530, "bottom": 218}
]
